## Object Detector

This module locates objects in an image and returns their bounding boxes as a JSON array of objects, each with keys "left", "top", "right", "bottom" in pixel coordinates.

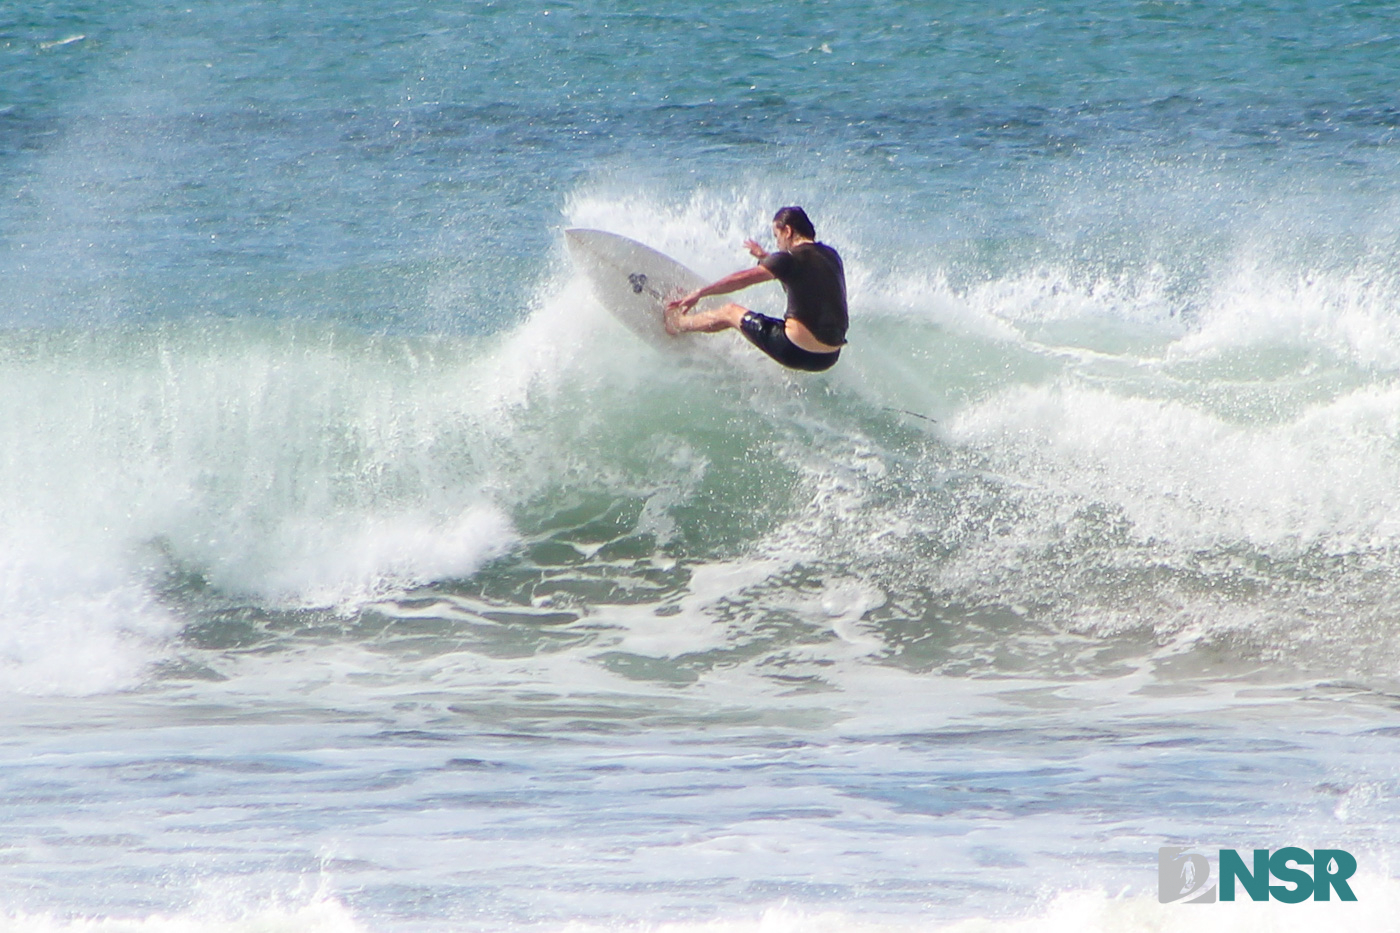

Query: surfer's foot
[{"left": 663, "top": 304, "right": 683, "bottom": 336}]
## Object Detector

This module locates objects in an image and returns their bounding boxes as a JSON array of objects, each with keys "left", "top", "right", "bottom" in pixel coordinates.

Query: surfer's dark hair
[{"left": 773, "top": 206, "right": 816, "bottom": 239}]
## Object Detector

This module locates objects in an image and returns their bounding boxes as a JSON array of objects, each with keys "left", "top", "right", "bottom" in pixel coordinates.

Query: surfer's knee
[{"left": 715, "top": 303, "right": 749, "bottom": 329}]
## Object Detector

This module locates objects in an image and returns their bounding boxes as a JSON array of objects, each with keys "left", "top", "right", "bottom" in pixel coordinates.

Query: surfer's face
[{"left": 773, "top": 222, "right": 795, "bottom": 250}]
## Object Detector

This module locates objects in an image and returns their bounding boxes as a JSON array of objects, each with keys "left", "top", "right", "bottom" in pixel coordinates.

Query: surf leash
[{"left": 883, "top": 406, "right": 938, "bottom": 424}]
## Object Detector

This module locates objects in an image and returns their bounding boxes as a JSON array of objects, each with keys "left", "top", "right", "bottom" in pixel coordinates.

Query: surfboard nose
[{"left": 564, "top": 227, "right": 593, "bottom": 258}]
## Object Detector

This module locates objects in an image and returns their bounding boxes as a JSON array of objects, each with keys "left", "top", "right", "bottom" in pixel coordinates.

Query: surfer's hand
[
  {"left": 666, "top": 293, "right": 698, "bottom": 314},
  {"left": 744, "top": 239, "right": 768, "bottom": 261}
]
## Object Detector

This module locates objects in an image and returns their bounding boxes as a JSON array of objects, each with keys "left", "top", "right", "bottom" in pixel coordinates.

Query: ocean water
[{"left": 4, "top": 1, "right": 1400, "bottom": 930}]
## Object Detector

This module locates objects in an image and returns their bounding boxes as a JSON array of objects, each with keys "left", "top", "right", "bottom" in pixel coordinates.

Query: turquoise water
[{"left": 3, "top": 2, "right": 1400, "bottom": 930}]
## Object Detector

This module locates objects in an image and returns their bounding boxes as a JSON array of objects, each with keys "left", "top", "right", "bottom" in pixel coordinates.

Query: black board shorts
[{"left": 739, "top": 311, "right": 841, "bottom": 372}]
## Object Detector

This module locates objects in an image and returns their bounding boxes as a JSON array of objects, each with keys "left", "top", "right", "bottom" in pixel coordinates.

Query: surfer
[{"left": 664, "top": 207, "right": 847, "bottom": 372}]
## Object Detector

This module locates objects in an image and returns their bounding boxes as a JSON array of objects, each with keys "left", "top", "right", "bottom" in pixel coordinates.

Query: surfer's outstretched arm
[
  {"left": 664, "top": 265, "right": 775, "bottom": 335},
  {"left": 667, "top": 265, "right": 775, "bottom": 315}
]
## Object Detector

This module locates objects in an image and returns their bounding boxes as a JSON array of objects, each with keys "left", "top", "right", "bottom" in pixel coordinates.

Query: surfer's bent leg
[
  {"left": 665, "top": 301, "right": 748, "bottom": 336},
  {"left": 739, "top": 311, "right": 841, "bottom": 372}
]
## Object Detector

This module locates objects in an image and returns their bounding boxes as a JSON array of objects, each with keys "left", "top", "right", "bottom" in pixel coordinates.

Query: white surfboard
[{"left": 565, "top": 228, "right": 725, "bottom": 351}]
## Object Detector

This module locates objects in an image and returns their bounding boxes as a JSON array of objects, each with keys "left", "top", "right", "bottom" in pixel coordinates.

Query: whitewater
[{"left": 3, "top": 1, "right": 1400, "bottom": 930}]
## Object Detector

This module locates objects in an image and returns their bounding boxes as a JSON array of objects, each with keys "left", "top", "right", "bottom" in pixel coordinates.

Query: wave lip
[
  {"left": 243, "top": 504, "right": 517, "bottom": 613},
  {"left": 0, "top": 324, "right": 533, "bottom": 694}
]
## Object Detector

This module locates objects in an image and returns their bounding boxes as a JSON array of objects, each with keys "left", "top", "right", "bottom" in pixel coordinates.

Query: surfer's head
[{"left": 772, "top": 206, "right": 816, "bottom": 247}]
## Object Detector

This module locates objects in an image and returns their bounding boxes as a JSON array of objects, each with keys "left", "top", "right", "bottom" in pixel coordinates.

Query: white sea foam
[
  {"left": 1171, "top": 262, "right": 1400, "bottom": 369},
  {"left": 245, "top": 504, "right": 517, "bottom": 612},
  {"left": 566, "top": 187, "right": 786, "bottom": 284},
  {"left": 0, "top": 528, "right": 175, "bottom": 696},
  {"left": 550, "top": 873, "right": 1400, "bottom": 932},
  {"left": 0, "top": 897, "right": 363, "bottom": 933},
  {"left": 6, "top": 880, "right": 1400, "bottom": 933},
  {"left": 949, "top": 381, "right": 1400, "bottom": 554}
]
